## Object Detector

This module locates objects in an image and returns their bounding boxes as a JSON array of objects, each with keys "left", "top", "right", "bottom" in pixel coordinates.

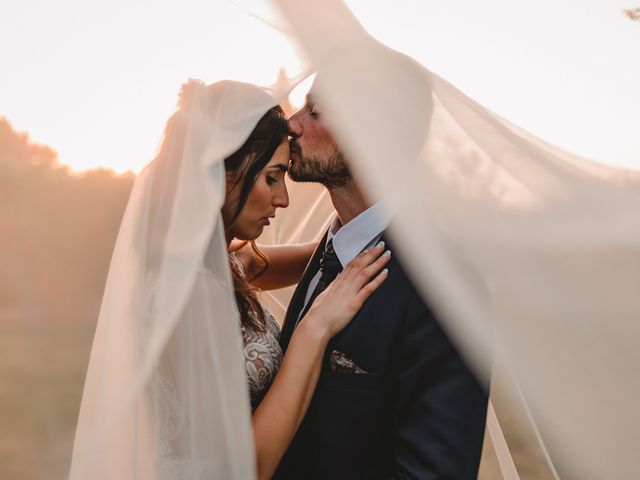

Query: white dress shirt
[{"left": 297, "top": 201, "right": 392, "bottom": 323}]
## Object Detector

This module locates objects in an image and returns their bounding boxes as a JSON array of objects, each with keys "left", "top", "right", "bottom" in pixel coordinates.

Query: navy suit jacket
[{"left": 275, "top": 232, "right": 488, "bottom": 479}]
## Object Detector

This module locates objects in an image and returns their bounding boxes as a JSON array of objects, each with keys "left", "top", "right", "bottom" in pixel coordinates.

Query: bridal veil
[
  {"left": 69, "top": 79, "right": 304, "bottom": 479},
  {"left": 70, "top": 1, "right": 640, "bottom": 479}
]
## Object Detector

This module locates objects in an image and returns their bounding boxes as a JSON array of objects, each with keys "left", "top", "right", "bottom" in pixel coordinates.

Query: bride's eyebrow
[{"left": 267, "top": 164, "right": 288, "bottom": 172}]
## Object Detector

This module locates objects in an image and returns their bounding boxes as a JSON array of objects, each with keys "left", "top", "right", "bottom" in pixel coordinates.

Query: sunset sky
[{"left": 1, "top": 0, "right": 638, "bottom": 173}]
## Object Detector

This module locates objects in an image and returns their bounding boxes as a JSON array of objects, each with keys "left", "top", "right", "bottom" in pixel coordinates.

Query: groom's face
[{"left": 287, "top": 94, "right": 351, "bottom": 188}]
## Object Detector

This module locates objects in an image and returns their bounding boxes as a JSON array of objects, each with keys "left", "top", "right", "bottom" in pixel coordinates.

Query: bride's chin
[
  {"left": 246, "top": 225, "right": 263, "bottom": 240},
  {"left": 233, "top": 227, "right": 262, "bottom": 242}
]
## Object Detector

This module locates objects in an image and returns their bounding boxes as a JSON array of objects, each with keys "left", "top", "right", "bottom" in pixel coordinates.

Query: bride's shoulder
[
  {"left": 228, "top": 251, "right": 246, "bottom": 274},
  {"left": 228, "top": 241, "right": 253, "bottom": 275}
]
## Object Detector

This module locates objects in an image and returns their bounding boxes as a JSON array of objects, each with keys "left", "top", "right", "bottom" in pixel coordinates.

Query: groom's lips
[
  {"left": 289, "top": 151, "right": 300, "bottom": 169},
  {"left": 289, "top": 139, "right": 302, "bottom": 159}
]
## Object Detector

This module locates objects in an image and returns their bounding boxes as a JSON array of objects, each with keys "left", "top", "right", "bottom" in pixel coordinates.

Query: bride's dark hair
[
  {"left": 156, "top": 79, "right": 288, "bottom": 331},
  {"left": 223, "top": 104, "right": 288, "bottom": 332}
]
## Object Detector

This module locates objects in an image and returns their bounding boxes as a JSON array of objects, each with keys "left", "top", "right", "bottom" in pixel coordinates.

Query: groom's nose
[{"left": 288, "top": 112, "right": 302, "bottom": 138}]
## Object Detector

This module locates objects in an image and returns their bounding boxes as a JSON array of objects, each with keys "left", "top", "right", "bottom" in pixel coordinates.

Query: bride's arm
[
  {"left": 250, "top": 244, "right": 391, "bottom": 480},
  {"left": 231, "top": 241, "right": 318, "bottom": 290},
  {"left": 251, "top": 318, "right": 328, "bottom": 480}
]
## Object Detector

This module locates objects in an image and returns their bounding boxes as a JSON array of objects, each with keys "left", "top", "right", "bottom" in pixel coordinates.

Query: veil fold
[
  {"left": 269, "top": 1, "right": 640, "bottom": 478},
  {"left": 70, "top": 2, "right": 640, "bottom": 478},
  {"left": 69, "top": 78, "right": 302, "bottom": 479}
]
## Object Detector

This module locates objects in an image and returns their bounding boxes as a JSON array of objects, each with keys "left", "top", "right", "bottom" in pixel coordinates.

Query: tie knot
[{"left": 320, "top": 239, "right": 342, "bottom": 278}]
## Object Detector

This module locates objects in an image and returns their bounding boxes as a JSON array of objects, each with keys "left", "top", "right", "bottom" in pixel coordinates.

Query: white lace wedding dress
[{"left": 229, "top": 253, "right": 283, "bottom": 411}]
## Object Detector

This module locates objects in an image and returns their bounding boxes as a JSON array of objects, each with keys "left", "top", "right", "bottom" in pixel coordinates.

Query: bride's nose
[{"left": 273, "top": 184, "right": 289, "bottom": 209}]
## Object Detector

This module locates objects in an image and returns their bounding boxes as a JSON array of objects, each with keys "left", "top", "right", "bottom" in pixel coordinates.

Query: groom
[{"left": 275, "top": 92, "right": 488, "bottom": 479}]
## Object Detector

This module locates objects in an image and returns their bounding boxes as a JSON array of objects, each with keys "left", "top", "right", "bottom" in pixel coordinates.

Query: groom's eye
[{"left": 309, "top": 104, "right": 319, "bottom": 117}]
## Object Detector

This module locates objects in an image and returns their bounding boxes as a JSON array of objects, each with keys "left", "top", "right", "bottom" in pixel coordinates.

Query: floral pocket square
[{"left": 329, "top": 350, "right": 368, "bottom": 374}]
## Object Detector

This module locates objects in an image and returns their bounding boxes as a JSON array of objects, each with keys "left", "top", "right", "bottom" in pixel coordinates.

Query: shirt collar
[{"left": 326, "top": 201, "right": 392, "bottom": 267}]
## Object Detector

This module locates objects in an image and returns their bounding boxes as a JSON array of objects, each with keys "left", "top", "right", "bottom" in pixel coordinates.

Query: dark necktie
[{"left": 297, "top": 239, "right": 343, "bottom": 323}]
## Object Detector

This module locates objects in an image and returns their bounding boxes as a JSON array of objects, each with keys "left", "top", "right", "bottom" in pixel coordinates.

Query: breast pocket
[{"left": 323, "top": 370, "right": 389, "bottom": 391}]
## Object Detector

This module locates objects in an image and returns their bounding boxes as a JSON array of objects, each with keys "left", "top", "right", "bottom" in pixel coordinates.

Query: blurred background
[
  {"left": 1, "top": 1, "right": 638, "bottom": 478},
  {"left": 0, "top": 101, "right": 557, "bottom": 480},
  {"left": 0, "top": 118, "right": 133, "bottom": 478}
]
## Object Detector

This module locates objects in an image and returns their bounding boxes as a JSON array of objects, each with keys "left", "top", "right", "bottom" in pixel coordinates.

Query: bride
[{"left": 70, "top": 78, "right": 390, "bottom": 479}]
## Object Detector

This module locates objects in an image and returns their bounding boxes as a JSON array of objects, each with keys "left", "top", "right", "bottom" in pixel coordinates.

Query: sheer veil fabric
[
  {"left": 70, "top": 2, "right": 640, "bottom": 479},
  {"left": 269, "top": 1, "right": 640, "bottom": 478},
  {"left": 69, "top": 79, "right": 303, "bottom": 479}
]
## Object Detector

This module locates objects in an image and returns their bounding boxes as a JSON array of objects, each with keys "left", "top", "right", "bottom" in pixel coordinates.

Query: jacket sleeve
[{"left": 391, "top": 292, "right": 488, "bottom": 479}]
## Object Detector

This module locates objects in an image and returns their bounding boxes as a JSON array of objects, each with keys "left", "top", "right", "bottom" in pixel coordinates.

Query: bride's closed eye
[{"left": 266, "top": 174, "right": 278, "bottom": 185}]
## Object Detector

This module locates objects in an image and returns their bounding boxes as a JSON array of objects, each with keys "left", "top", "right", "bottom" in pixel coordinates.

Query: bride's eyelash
[
  {"left": 266, "top": 175, "right": 277, "bottom": 185},
  {"left": 310, "top": 104, "right": 319, "bottom": 116}
]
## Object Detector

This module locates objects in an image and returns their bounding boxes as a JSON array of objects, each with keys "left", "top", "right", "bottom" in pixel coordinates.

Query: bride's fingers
[
  {"left": 354, "top": 268, "right": 389, "bottom": 305},
  {"left": 352, "top": 249, "right": 391, "bottom": 289},
  {"left": 341, "top": 241, "right": 386, "bottom": 281}
]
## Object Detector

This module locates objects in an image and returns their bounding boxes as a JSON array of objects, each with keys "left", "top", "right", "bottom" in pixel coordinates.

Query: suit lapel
[
  {"left": 279, "top": 230, "right": 328, "bottom": 353},
  {"left": 327, "top": 230, "right": 392, "bottom": 349}
]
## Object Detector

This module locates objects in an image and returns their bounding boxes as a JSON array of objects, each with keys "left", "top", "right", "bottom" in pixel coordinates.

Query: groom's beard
[{"left": 289, "top": 142, "right": 351, "bottom": 189}]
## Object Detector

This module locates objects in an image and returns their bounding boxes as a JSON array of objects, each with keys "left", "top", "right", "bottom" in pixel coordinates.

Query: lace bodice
[
  {"left": 230, "top": 253, "right": 283, "bottom": 410},
  {"left": 241, "top": 312, "right": 283, "bottom": 410}
]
